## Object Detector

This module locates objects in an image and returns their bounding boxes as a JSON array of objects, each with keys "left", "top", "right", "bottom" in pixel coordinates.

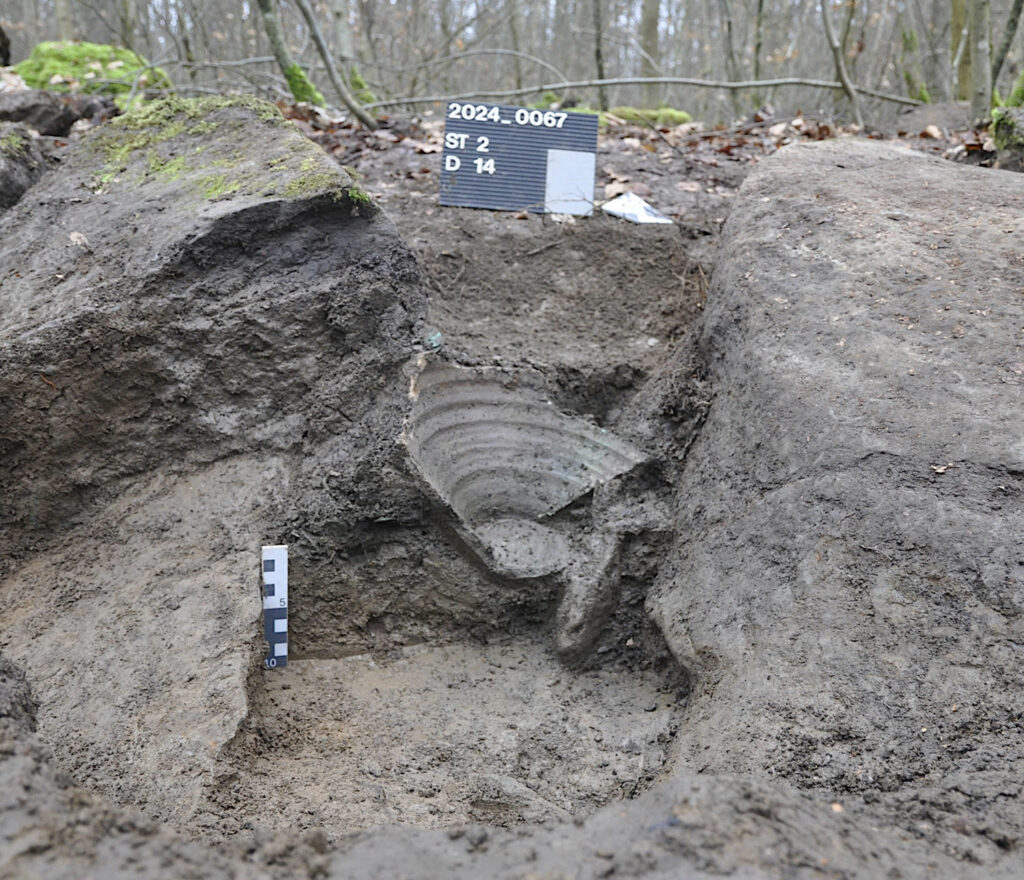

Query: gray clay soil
[{"left": 1, "top": 99, "right": 1022, "bottom": 880}]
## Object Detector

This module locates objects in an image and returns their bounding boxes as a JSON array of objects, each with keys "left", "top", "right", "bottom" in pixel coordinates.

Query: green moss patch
[
  {"left": 87, "top": 95, "right": 365, "bottom": 209},
  {"left": 283, "top": 63, "right": 325, "bottom": 106},
  {"left": 16, "top": 41, "right": 171, "bottom": 103},
  {"left": 349, "top": 68, "right": 376, "bottom": 105},
  {"left": 525, "top": 97, "right": 690, "bottom": 130},
  {"left": 1, "top": 130, "right": 30, "bottom": 157},
  {"left": 608, "top": 106, "right": 692, "bottom": 127},
  {"left": 992, "top": 108, "right": 1024, "bottom": 151}
]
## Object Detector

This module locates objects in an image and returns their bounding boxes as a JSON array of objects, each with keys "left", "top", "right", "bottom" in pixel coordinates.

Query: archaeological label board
[{"left": 439, "top": 101, "right": 598, "bottom": 215}]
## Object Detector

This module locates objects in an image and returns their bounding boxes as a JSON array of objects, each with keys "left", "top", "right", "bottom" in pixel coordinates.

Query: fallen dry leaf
[
  {"left": 408, "top": 140, "right": 442, "bottom": 154},
  {"left": 603, "top": 165, "right": 631, "bottom": 182}
]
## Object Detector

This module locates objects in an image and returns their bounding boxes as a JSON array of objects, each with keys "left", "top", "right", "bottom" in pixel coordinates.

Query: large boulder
[
  {"left": 0, "top": 96, "right": 428, "bottom": 824},
  {"left": 648, "top": 138, "right": 1024, "bottom": 869},
  {"left": 0, "top": 88, "right": 79, "bottom": 135}
]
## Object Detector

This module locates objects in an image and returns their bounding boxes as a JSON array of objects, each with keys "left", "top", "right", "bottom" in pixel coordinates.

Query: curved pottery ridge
[
  {"left": 403, "top": 357, "right": 652, "bottom": 655},
  {"left": 405, "top": 358, "right": 647, "bottom": 528}
]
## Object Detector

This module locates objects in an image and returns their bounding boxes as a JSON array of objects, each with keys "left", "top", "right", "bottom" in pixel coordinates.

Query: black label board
[{"left": 439, "top": 101, "right": 598, "bottom": 214}]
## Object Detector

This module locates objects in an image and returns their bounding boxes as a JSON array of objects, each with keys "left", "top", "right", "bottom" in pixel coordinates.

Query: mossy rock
[
  {"left": 349, "top": 67, "right": 376, "bottom": 105},
  {"left": 0, "top": 122, "right": 46, "bottom": 211},
  {"left": 283, "top": 63, "right": 324, "bottom": 106},
  {"left": 608, "top": 106, "right": 692, "bottom": 127},
  {"left": 15, "top": 41, "right": 171, "bottom": 104},
  {"left": 87, "top": 95, "right": 371, "bottom": 210},
  {"left": 992, "top": 108, "right": 1024, "bottom": 148}
]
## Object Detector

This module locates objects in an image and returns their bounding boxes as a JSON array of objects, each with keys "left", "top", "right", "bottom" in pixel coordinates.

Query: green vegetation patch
[
  {"left": 1, "top": 129, "right": 30, "bottom": 157},
  {"left": 283, "top": 63, "right": 325, "bottom": 106},
  {"left": 992, "top": 108, "right": 1024, "bottom": 150},
  {"left": 608, "top": 106, "right": 692, "bottom": 127},
  {"left": 16, "top": 40, "right": 171, "bottom": 102},
  {"left": 87, "top": 95, "right": 366, "bottom": 209},
  {"left": 1005, "top": 69, "right": 1024, "bottom": 108},
  {"left": 527, "top": 94, "right": 691, "bottom": 130},
  {"left": 349, "top": 67, "right": 376, "bottom": 105}
]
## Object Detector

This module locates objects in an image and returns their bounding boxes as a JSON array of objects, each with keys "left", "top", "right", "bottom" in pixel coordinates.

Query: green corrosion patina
[
  {"left": 16, "top": 40, "right": 171, "bottom": 107},
  {"left": 88, "top": 95, "right": 373, "bottom": 212}
]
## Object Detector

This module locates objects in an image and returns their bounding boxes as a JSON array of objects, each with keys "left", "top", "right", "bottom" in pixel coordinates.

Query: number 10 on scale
[{"left": 444, "top": 132, "right": 496, "bottom": 175}]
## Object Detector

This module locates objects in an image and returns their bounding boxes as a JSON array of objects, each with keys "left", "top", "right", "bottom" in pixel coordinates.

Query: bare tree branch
[
  {"left": 365, "top": 76, "right": 924, "bottom": 111},
  {"left": 822, "top": 0, "right": 863, "bottom": 126},
  {"left": 292, "top": 0, "right": 378, "bottom": 128},
  {"left": 992, "top": 0, "right": 1024, "bottom": 86},
  {"left": 179, "top": 56, "right": 276, "bottom": 69}
]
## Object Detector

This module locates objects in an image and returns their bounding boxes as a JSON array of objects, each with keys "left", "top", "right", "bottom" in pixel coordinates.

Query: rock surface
[
  {"left": 0, "top": 122, "right": 44, "bottom": 210},
  {"left": 648, "top": 138, "right": 1024, "bottom": 872},
  {"left": 0, "top": 96, "right": 428, "bottom": 827},
  {"left": 0, "top": 88, "right": 79, "bottom": 135}
]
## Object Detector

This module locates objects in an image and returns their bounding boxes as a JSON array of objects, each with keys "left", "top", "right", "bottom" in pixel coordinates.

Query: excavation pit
[{"left": 206, "top": 635, "right": 684, "bottom": 840}]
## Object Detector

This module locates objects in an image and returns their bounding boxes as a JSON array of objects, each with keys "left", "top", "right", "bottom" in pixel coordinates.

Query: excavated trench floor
[{"left": 205, "top": 637, "right": 682, "bottom": 840}]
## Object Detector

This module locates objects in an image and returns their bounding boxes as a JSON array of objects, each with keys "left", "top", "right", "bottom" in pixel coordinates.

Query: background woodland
[{"left": 2, "top": 1, "right": 1021, "bottom": 125}]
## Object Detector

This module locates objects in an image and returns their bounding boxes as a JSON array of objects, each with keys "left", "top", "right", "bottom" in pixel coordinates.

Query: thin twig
[{"left": 365, "top": 76, "right": 923, "bottom": 110}]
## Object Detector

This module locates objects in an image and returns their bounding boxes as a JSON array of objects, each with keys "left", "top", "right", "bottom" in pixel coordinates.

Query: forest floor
[{"left": 290, "top": 99, "right": 991, "bottom": 370}]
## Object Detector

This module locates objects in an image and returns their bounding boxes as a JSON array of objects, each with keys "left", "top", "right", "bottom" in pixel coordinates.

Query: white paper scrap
[{"left": 601, "top": 192, "right": 674, "bottom": 224}]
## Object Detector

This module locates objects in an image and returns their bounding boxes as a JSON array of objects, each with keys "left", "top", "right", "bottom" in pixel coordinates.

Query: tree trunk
[
  {"left": 254, "top": 0, "right": 325, "bottom": 105},
  {"left": 592, "top": 0, "right": 608, "bottom": 110},
  {"left": 293, "top": 0, "right": 377, "bottom": 128},
  {"left": 969, "top": 0, "right": 991, "bottom": 122},
  {"left": 332, "top": 0, "right": 354, "bottom": 67},
  {"left": 718, "top": 0, "right": 742, "bottom": 115},
  {"left": 507, "top": 0, "right": 524, "bottom": 91},
  {"left": 55, "top": 0, "right": 76, "bottom": 41},
  {"left": 822, "top": 0, "right": 864, "bottom": 126},
  {"left": 952, "top": 0, "right": 971, "bottom": 99},
  {"left": 640, "top": 0, "right": 660, "bottom": 107},
  {"left": 20, "top": 0, "right": 38, "bottom": 50},
  {"left": 991, "top": 0, "right": 1024, "bottom": 87},
  {"left": 118, "top": 0, "right": 136, "bottom": 49},
  {"left": 753, "top": 0, "right": 765, "bottom": 81}
]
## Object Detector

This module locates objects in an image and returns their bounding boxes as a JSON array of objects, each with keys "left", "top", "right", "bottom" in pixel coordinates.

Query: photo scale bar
[{"left": 262, "top": 544, "right": 288, "bottom": 669}]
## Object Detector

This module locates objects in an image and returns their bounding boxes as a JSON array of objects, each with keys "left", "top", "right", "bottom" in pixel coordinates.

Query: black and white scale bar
[
  {"left": 439, "top": 101, "right": 598, "bottom": 215},
  {"left": 262, "top": 545, "right": 287, "bottom": 669}
]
